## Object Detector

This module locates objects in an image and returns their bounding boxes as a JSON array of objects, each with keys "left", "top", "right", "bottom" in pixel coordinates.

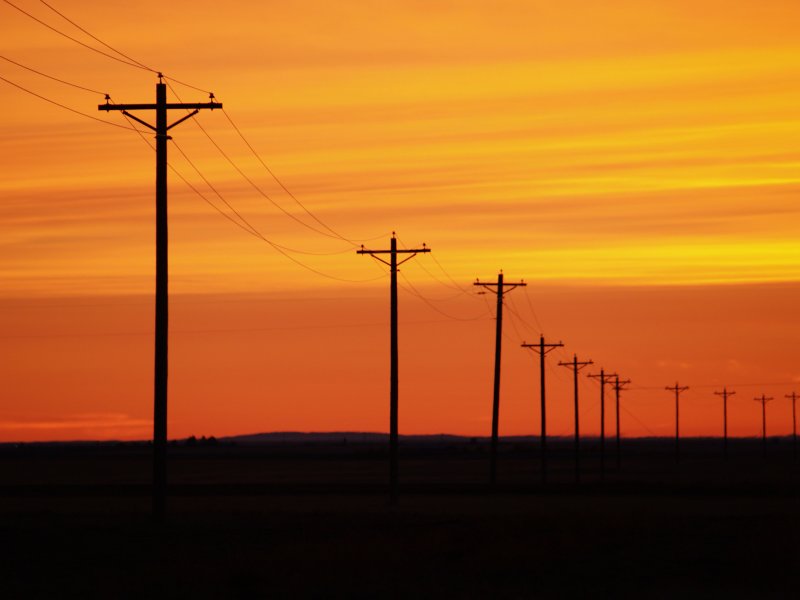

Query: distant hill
[{"left": 221, "top": 432, "right": 475, "bottom": 444}]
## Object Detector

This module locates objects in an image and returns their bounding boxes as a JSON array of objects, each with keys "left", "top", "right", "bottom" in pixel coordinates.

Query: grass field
[{"left": 1, "top": 439, "right": 798, "bottom": 598}]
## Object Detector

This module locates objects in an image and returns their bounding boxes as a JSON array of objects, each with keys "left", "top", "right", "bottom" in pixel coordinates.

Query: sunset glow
[{"left": 2, "top": 0, "right": 799, "bottom": 441}]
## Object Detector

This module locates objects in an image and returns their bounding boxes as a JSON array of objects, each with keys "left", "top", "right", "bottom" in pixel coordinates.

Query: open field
[{"left": 1, "top": 439, "right": 798, "bottom": 598}]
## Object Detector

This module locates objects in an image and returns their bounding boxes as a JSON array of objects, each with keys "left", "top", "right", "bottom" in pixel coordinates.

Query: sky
[{"left": 1, "top": 0, "right": 799, "bottom": 441}]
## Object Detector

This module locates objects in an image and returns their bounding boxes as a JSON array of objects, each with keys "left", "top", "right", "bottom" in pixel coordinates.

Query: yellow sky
[{"left": 2, "top": 0, "right": 800, "bottom": 295}]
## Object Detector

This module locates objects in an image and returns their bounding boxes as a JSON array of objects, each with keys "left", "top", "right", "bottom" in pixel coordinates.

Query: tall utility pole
[
  {"left": 786, "top": 392, "right": 798, "bottom": 462},
  {"left": 714, "top": 388, "right": 736, "bottom": 460},
  {"left": 99, "top": 76, "right": 221, "bottom": 523},
  {"left": 754, "top": 394, "right": 774, "bottom": 458},
  {"left": 613, "top": 376, "right": 630, "bottom": 470},
  {"left": 665, "top": 383, "right": 689, "bottom": 464},
  {"left": 559, "top": 355, "right": 593, "bottom": 482},
  {"left": 474, "top": 273, "right": 526, "bottom": 485},
  {"left": 587, "top": 369, "right": 617, "bottom": 481},
  {"left": 358, "top": 234, "right": 429, "bottom": 504},
  {"left": 521, "top": 336, "right": 563, "bottom": 485}
]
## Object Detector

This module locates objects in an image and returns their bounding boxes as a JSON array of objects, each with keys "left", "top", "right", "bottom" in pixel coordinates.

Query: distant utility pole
[
  {"left": 474, "top": 272, "right": 526, "bottom": 486},
  {"left": 521, "top": 335, "right": 564, "bottom": 485},
  {"left": 714, "top": 388, "right": 736, "bottom": 460},
  {"left": 613, "top": 376, "right": 630, "bottom": 470},
  {"left": 99, "top": 75, "right": 221, "bottom": 523},
  {"left": 559, "top": 354, "right": 593, "bottom": 482},
  {"left": 358, "top": 234, "right": 429, "bottom": 504},
  {"left": 587, "top": 369, "right": 617, "bottom": 481},
  {"left": 786, "top": 392, "right": 798, "bottom": 462},
  {"left": 665, "top": 383, "right": 689, "bottom": 464},
  {"left": 754, "top": 394, "right": 774, "bottom": 458}
]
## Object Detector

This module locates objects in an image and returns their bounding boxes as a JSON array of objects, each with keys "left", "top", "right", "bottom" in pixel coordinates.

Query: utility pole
[
  {"left": 474, "top": 273, "right": 526, "bottom": 486},
  {"left": 99, "top": 76, "right": 221, "bottom": 523},
  {"left": 587, "top": 369, "right": 617, "bottom": 481},
  {"left": 613, "top": 376, "right": 630, "bottom": 470},
  {"left": 786, "top": 392, "right": 798, "bottom": 462},
  {"left": 521, "top": 336, "right": 563, "bottom": 485},
  {"left": 665, "top": 383, "right": 689, "bottom": 464},
  {"left": 754, "top": 394, "right": 774, "bottom": 458},
  {"left": 714, "top": 388, "right": 736, "bottom": 460},
  {"left": 358, "top": 234, "right": 429, "bottom": 504},
  {"left": 559, "top": 355, "right": 593, "bottom": 482}
]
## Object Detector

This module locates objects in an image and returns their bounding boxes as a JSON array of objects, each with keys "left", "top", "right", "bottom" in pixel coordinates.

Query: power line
[
  {"left": 122, "top": 110, "right": 383, "bottom": 284},
  {"left": 222, "top": 107, "right": 383, "bottom": 244},
  {"left": 1, "top": 74, "right": 141, "bottom": 131},
  {"left": 399, "top": 272, "right": 490, "bottom": 322},
  {"left": 0, "top": 54, "right": 106, "bottom": 95},
  {"left": 37, "top": 0, "right": 154, "bottom": 71},
  {"left": 166, "top": 83, "right": 349, "bottom": 242},
  {"left": 2, "top": 0, "right": 152, "bottom": 72},
  {"left": 171, "top": 139, "right": 354, "bottom": 257}
]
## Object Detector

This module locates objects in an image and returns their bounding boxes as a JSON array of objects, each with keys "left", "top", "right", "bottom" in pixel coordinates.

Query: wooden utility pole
[
  {"left": 474, "top": 273, "right": 526, "bottom": 486},
  {"left": 786, "top": 392, "right": 798, "bottom": 462},
  {"left": 714, "top": 388, "right": 735, "bottom": 460},
  {"left": 754, "top": 394, "right": 774, "bottom": 458},
  {"left": 99, "top": 76, "right": 221, "bottom": 523},
  {"left": 559, "top": 355, "right": 593, "bottom": 482},
  {"left": 613, "top": 376, "right": 630, "bottom": 470},
  {"left": 521, "top": 336, "right": 563, "bottom": 484},
  {"left": 665, "top": 383, "right": 689, "bottom": 464},
  {"left": 587, "top": 369, "right": 617, "bottom": 481},
  {"left": 358, "top": 234, "right": 429, "bottom": 504}
]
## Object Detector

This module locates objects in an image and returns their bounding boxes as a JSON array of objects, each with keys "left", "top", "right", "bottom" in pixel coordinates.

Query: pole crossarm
[
  {"left": 521, "top": 338, "right": 564, "bottom": 355},
  {"left": 99, "top": 101, "right": 223, "bottom": 111},
  {"left": 588, "top": 371, "right": 618, "bottom": 384},
  {"left": 474, "top": 278, "right": 526, "bottom": 295},
  {"left": 558, "top": 357, "right": 594, "bottom": 372}
]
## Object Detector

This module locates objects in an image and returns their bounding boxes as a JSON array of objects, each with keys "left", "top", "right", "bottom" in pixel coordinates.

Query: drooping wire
[
  {"left": 2, "top": 0, "right": 153, "bottom": 72},
  {"left": 0, "top": 74, "right": 141, "bottom": 131},
  {"left": 222, "top": 108, "right": 388, "bottom": 244},
  {"left": 0, "top": 54, "right": 106, "bottom": 95},
  {"left": 120, "top": 111, "right": 385, "bottom": 283},
  {"left": 166, "top": 82, "right": 354, "bottom": 242},
  {"left": 37, "top": 0, "right": 154, "bottom": 71},
  {"left": 171, "top": 140, "right": 353, "bottom": 256},
  {"left": 521, "top": 286, "right": 546, "bottom": 334},
  {"left": 399, "top": 271, "right": 491, "bottom": 322}
]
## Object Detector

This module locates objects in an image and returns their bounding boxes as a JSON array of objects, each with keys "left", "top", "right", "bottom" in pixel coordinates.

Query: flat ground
[{"left": 1, "top": 439, "right": 798, "bottom": 598}]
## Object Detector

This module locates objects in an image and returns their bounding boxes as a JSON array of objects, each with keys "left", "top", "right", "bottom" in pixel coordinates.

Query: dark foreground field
[{"left": 1, "top": 438, "right": 798, "bottom": 598}]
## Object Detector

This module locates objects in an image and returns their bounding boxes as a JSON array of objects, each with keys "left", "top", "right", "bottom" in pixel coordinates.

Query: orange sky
[{"left": 1, "top": 0, "right": 799, "bottom": 441}]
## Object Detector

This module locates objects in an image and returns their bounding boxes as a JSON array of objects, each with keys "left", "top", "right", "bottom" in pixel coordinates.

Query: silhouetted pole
[
  {"left": 588, "top": 369, "right": 617, "bottom": 481},
  {"left": 714, "top": 388, "right": 736, "bottom": 460},
  {"left": 99, "top": 77, "right": 221, "bottom": 523},
  {"left": 787, "top": 392, "right": 798, "bottom": 462},
  {"left": 754, "top": 394, "right": 774, "bottom": 458},
  {"left": 521, "top": 336, "right": 563, "bottom": 484},
  {"left": 474, "top": 273, "right": 526, "bottom": 485},
  {"left": 613, "top": 376, "right": 630, "bottom": 470},
  {"left": 665, "top": 383, "right": 689, "bottom": 464},
  {"left": 358, "top": 234, "right": 429, "bottom": 504},
  {"left": 559, "top": 355, "right": 593, "bottom": 482}
]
